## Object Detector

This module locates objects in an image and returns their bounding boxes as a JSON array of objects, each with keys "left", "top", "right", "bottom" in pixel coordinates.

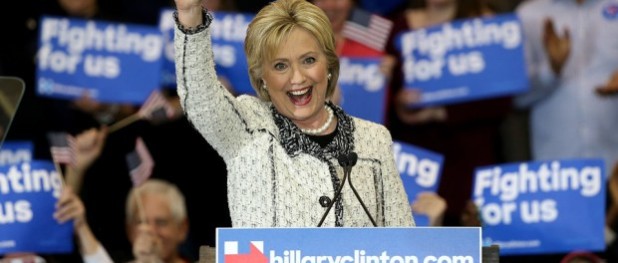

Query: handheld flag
[
  {"left": 108, "top": 89, "right": 176, "bottom": 133},
  {"left": 138, "top": 89, "right": 175, "bottom": 122},
  {"left": 47, "top": 132, "right": 76, "bottom": 166},
  {"left": 126, "top": 137, "right": 154, "bottom": 187},
  {"left": 342, "top": 7, "right": 393, "bottom": 52}
]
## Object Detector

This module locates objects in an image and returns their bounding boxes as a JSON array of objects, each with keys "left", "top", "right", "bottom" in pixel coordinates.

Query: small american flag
[
  {"left": 126, "top": 137, "right": 154, "bottom": 187},
  {"left": 342, "top": 7, "right": 393, "bottom": 52},
  {"left": 138, "top": 89, "right": 175, "bottom": 121},
  {"left": 47, "top": 132, "right": 76, "bottom": 166}
]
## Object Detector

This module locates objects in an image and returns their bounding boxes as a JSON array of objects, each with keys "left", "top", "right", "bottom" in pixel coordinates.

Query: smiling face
[{"left": 262, "top": 27, "right": 331, "bottom": 129}]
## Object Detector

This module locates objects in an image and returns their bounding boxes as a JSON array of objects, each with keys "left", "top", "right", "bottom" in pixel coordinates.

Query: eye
[
  {"left": 274, "top": 62, "right": 287, "bottom": 71},
  {"left": 304, "top": 57, "right": 316, "bottom": 64}
]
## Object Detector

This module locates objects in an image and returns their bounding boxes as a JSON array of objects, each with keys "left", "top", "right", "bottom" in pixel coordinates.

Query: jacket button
[{"left": 319, "top": 196, "right": 331, "bottom": 207}]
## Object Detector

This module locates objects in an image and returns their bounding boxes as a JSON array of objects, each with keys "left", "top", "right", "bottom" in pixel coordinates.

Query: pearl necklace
[{"left": 300, "top": 105, "right": 334, "bottom": 135}]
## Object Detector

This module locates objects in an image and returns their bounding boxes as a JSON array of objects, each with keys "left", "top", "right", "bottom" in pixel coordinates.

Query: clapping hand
[
  {"left": 595, "top": 70, "right": 618, "bottom": 96},
  {"left": 543, "top": 18, "right": 571, "bottom": 75}
]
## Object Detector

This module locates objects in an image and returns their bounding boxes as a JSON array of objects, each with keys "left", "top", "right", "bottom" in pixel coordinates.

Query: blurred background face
[
  {"left": 425, "top": 0, "right": 456, "bottom": 8},
  {"left": 129, "top": 193, "right": 188, "bottom": 262},
  {"left": 57, "top": 0, "right": 98, "bottom": 17},
  {"left": 205, "top": 0, "right": 221, "bottom": 11},
  {"left": 312, "top": 0, "right": 354, "bottom": 32}
]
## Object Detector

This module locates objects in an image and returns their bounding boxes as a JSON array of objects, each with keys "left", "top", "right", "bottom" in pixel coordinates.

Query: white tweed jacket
[{"left": 174, "top": 24, "right": 414, "bottom": 228}]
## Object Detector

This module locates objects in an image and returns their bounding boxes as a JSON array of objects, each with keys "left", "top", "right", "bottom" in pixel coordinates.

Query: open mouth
[{"left": 287, "top": 86, "right": 313, "bottom": 106}]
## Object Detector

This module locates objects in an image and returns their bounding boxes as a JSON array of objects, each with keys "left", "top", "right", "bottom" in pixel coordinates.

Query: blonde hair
[
  {"left": 244, "top": 0, "right": 339, "bottom": 101},
  {"left": 125, "top": 179, "right": 187, "bottom": 224}
]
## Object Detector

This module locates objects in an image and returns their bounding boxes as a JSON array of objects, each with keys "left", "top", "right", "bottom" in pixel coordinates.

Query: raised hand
[
  {"left": 175, "top": 0, "right": 207, "bottom": 28},
  {"left": 543, "top": 18, "right": 571, "bottom": 75},
  {"left": 75, "top": 127, "right": 108, "bottom": 172},
  {"left": 54, "top": 186, "right": 86, "bottom": 229},
  {"left": 65, "top": 127, "right": 108, "bottom": 193}
]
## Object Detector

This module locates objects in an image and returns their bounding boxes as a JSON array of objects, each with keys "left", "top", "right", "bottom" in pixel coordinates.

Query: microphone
[
  {"left": 317, "top": 152, "right": 377, "bottom": 227},
  {"left": 346, "top": 152, "right": 377, "bottom": 227},
  {"left": 317, "top": 154, "right": 350, "bottom": 227}
]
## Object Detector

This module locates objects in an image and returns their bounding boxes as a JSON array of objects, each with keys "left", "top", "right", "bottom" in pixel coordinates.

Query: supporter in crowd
[
  {"left": 126, "top": 179, "right": 192, "bottom": 263},
  {"left": 68, "top": 99, "right": 229, "bottom": 261},
  {"left": 310, "top": 0, "right": 394, "bottom": 106},
  {"left": 311, "top": 0, "right": 386, "bottom": 57},
  {"left": 515, "top": 0, "right": 618, "bottom": 175},
  {"left": 66, "top": 126, "right": 196, "bottom": 262},
  {"left": 384, "top": 0, "right": 512, "bottom": 226},
  {"left": 0, "top": 186, "right": 113, "bottom": 263}
]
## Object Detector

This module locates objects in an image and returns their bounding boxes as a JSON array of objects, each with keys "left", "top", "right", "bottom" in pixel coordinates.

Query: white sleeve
[{"left": 82, "top": 244, "right": 114, "bottom": 263}]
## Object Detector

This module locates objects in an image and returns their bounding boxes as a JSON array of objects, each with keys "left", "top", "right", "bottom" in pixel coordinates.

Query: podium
[{"left": 211, "top": 227, "right": 493, "bottom": 263}]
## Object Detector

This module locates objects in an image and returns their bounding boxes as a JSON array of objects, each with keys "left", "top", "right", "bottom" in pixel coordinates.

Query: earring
[
  {"left": 328, "top": 73, "right": 332, "bottom": 80},
  {"left": 262, "top": 83, "right": 267, "bottom": 90}
]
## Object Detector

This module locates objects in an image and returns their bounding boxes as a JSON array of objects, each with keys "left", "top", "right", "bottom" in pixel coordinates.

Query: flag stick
[
  {"left": 108, "top": 113, "right": 141, "bottom": 133},
  {"left": 52, "top": 161, "right": 67, "bottom": 187}
]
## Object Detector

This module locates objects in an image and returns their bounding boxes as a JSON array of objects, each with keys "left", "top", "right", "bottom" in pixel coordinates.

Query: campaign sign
[
  {"left": 0, "top": 161, "right": 72, "bottom": 254},
  {"left": 338, "top": 57, "right": 388, "bottom": 124},
  {"left": 158, "top": 9, "right": 256, "bottom": 96},
  {"left": 473, "top": 159, "right": 606, "bottom": 255},
  {"left": 37, "top": 16, "right": 164, "bottom": 104},
  {"left": 393, "top": 140, "right": 443, "bottom": 226},
  {"left": 218, "top": 227, "right": 481, "bottom": 263},
  {"left": 394, "top": 13, "right": 528, "bottom": 107},
  {"left": 158, "top": 9, "right": 177, "bottom": 88},
  {"left": 0, "top": 141, "right": 33, "bottom": 166}
]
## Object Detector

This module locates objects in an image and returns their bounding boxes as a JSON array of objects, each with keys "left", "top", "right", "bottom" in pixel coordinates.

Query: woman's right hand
[
  {"left": 174, "top": 0, "right": 203, "bottom": 12},
  {"left": 175, "top": 0, "right": 206, "bottom": 28}
]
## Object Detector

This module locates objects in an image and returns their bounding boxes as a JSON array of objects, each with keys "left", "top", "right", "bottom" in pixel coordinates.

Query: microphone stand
[
  {"left": 317, "top": 152, "right": 377, "bottom": 227},
  {"left": 348, "top": 169, "right": 377, "bottom": 227},
  {"left": 345, "top": 152, "right": 377, "bottom": 227},
  {"left": 317, "top": 167, "right": 348, "bottom": 227},
  {"left": 317, "top": 154, "right": 350, "bottom": 227}
]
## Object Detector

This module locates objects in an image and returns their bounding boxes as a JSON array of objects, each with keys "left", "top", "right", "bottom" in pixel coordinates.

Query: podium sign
[{"left": 217, "top": 227, "right": 481, "bottom": 263}]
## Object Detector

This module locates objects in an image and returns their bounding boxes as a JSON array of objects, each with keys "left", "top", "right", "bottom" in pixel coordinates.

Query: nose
[{"left": 290, "top": 66, "right": 305, "bottom": 85}]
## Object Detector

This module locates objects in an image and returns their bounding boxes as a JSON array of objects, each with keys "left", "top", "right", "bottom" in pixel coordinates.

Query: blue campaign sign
[
  {"left": 217, "top": 227, "right": 481, "bottom": 263},
  {"left": 472, "top": 159, "right": 606, "bottom": 255},
  {"left": 393, "top": 140, "right": 444, "bottom": 226},
  {"left": 158, "top": 9, "right": 256, "bottom": 96},
  {"left": 158, "top": 8, "right": 177, "bottom": 88},
  {"left": 0, "top": 161, "right": 73, "bottom": 254},
  {"left": 394, "top": 13, "right": 528, "bottom": 107},
  {"left": 338, "top": 57, "right": 388, "bottom": 124},
  {"left": 36, "top": 16, "right": 164, "bottom": 104},
  {"left": 0, "top": 140, "right": 33, "bottom": 166}
]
